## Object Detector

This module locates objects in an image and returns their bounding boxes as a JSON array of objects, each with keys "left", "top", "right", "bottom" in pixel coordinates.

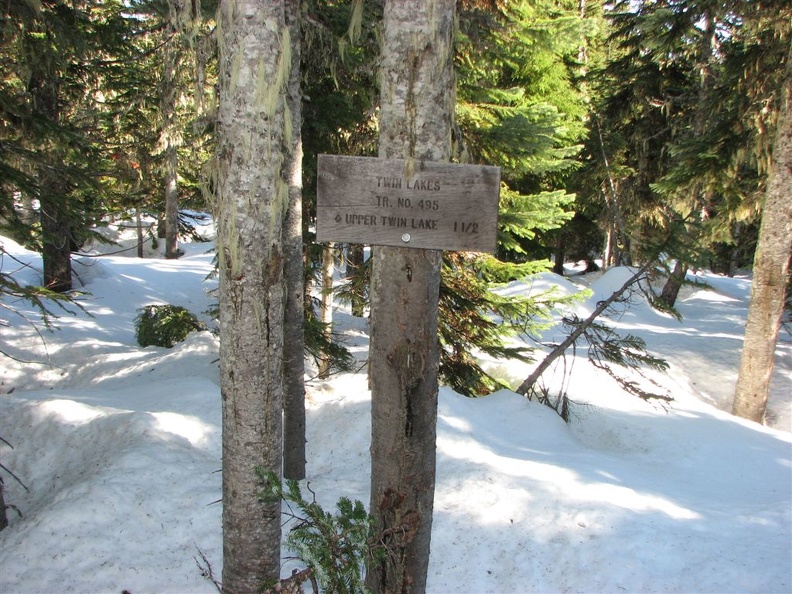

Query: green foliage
[
  {"left": 438, "top": 253, "right": 578, "bottom": 396},
  {"left": 0, "top": 246, "right": 86, "bottom": 332},
  {"left": 316, "top": 0, "right": 594, "bottom": 392},
  {"left": 134, "top": 304, "right": 205, "bottom": 348},
  {"left": 456, "top": 0, "right": 588, "bottom": 266},
  {"left": 301, "top": 0, "right": 381, "bottom": 221},
  {"left": 580, "top": 0, "right": 791, "bottom": 271},
  {"left": 497, "top": 184, "right": 575, "bottom": 263},
  {"left": 0, "top": 0, "right": 142, "bottom": 253},
  {"left": 0, "top": 0, "right": 214, "bottom": 272},
  {"left": 259, "top": 470, "right": 376, "bottom": 594}
]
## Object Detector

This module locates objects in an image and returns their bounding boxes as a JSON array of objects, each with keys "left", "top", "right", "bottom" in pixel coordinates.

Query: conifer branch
[{"left": 516, "top": 260, "right": 655, "bottom": 395}]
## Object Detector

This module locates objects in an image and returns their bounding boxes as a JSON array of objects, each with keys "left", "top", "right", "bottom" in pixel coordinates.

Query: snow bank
[{"left": 1, "top": 234, "right": 790, "bottom": 593}]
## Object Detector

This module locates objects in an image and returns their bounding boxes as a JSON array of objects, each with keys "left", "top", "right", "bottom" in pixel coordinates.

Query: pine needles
[{"left": 259, "top": 471, "right": 375, "bottom": 594}]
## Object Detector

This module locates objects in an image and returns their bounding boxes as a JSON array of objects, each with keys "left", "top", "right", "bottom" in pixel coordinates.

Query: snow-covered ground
[{"left": 1, "top": 220, "right": 790, "bottom": 594}]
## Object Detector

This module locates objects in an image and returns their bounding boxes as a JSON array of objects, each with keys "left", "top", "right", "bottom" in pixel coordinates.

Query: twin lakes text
[{"left": 332, "top": 175, "right": 479, "bottom": 235}]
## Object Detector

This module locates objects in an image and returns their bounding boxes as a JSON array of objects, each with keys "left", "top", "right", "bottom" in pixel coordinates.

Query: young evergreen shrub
[
  {"left": 134, "top": 304, "right": 205, "bottom": 348},
  {"left": 259, "top": 470, "right": 378, "bottom": 594}
]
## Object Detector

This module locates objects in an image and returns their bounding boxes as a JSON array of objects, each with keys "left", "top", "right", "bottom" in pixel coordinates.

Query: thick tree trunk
[
  {"left": 732, "top": 59, "right": 792, "bottom": 423},
  {"left": 30, "top": 68, "right": 72, "bottom": 292},
  {"left": 282, "top": 0, "right": 306, "bottom": 481},
  {"left": 216, "top": 1, "right": 288, "bottom": 592},
  {"left": 39, "top": 179, "right": 72, "bottom": 291},
  {"left": 366, "top": 1, "right": 455, "bottom": 592},
  {"left": 162, "top": 28, "right": 181, "bottom": 260}
]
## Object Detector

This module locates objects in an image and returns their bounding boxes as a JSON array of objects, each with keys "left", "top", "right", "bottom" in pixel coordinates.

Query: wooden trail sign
[{"left": 316, "top": 154, "right": 500, "bottom": 253}]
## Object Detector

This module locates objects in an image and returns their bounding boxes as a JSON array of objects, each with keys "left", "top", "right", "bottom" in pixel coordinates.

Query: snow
[{"left": 1, "top": 226, "right": 791, "bottom": 594}]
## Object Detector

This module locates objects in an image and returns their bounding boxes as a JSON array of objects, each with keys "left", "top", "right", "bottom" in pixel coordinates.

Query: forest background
[
  {"left": 1, "top": 0, "right": 791, "bottom": 591},
  {"left": 2, "top": 0, "right": 789, "bottom": 378}
]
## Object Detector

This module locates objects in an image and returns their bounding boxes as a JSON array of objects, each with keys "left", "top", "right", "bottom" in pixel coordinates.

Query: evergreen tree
[
  {"left": 99, "top": 0, "right": 216, "bottom": 254},
  {"left": 0, "top": 0, "right": 135, "bottom": 289},
  {"left": 1, "top": 0, "right": 213, "bottom": 283},
  {"left": 586, "top": 0, "right": 790, "bottom": 296},
  {"left": 312, "top": 0, "right": 597, "bottom": 393},
  {"left": 732, "top": 43, "right": 792, "bottom": 424},
  {"left": 456, "top": 0, "right": 587, "bottom": 265},
  {"left": 431, "top": 0, "right": 592, "bottom": 393}
]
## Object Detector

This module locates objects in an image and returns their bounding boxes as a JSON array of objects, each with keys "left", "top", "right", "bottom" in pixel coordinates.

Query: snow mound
[
  {"left": 0, "top": 394, "right": 222, "bottom": 594},
  {"left": 2, "top": 228, "right": 790, "bottom": 593},
  {"left": 494, "top": 270, "right": 581, "bottom": 300}
]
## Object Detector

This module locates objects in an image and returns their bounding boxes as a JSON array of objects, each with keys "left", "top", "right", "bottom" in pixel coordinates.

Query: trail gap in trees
[{"left": 316, "top": 154, "right": 500, "bottom": 253}]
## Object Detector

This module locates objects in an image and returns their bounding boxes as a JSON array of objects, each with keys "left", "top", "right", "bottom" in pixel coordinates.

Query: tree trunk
[
  {"left": 39, "top": 177, "right": 72, "bottom": 291},
  {"left": 553, "top": 235, "right": 565, "bottom": 275},
  {"left": 603, "top": 222, "right": 614, "bottom": 269},
  {"left": 282, "top": 0, "right": 306, "bottom": 481},
  {"left": 136, "top": 208, "right": 145, "bottom": 258},
  {"left": 162, "top": 28, "right": 181, "bottom": 260},
  {"left": 317, "top": 241, "right": 334, "bottom": 380},
  {"left": 366, "top": 1, "right": 455, "bottom": 592},
  {"left": 30, "top": 67, "right": 72, "bottom": 292},
  {"left": 661, "top": 13, "right": 717, "bottom": 305},
  {"left": 659, "top": 259, "right": 687, "bottom": 308},
  {"left": 594, "top": 117, "right": 629, "bottom": 267},
  {"left": 732, "top": 57, "right": 792, "bottom": 424},
  {"left": 216, "top": 1, "right": 288, "bottom": 592}
]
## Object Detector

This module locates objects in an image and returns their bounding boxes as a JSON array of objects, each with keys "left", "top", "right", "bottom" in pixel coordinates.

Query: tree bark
[
  {"left": 282, "top": 0, "right": 306, "bottom": 481},
  {"left": 216, "top": 1, "right": 288, "bottom": 592},
  {"left": 366, "top": 1, "right": 456, "bottom": 592},
  {"left": 39, "top": 175, "right": 73, "bottom": 291},
  {"left": 29, "top": 67, "right": 72, "bottom": 292},
  {"left": 136, "top": 208, "right": 145, "bottom": 258},
  {"left": 732, "top": 56, "right": 792, "bottom": 423},
  {"left": 162, "top": 27, "right": 181, "bottom": 260},
  {"left": 659, "top": 259, "right": 687, "bottom": 308}
]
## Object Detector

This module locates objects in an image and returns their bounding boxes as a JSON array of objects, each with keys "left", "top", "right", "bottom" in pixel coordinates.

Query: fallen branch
[{"left": 516, "top": 261, "right": 655, "bottom": 395}]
